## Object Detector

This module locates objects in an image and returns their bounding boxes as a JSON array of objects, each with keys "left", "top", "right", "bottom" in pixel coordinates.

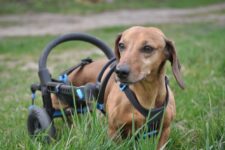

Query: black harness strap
[
  {"left": 120, "top": 77, "right": 169, "bottom": 118},
  {"left": 97, "top": 58, "right": 116, "bottom": 83},
  {"left": 55, "top": 57, "right": 169, "bottom": 137},
  {"left": 120, "top": 76, "right": 169, "bottom": 137},
  {"left": 60, "top": 57, "right": 93, "bottom": 76},
  {"left": 95, "top": 58, "right": 169, "bottom": 126},
  {"left": 97, "top": 58, "right": 116, "bottom": 114}
]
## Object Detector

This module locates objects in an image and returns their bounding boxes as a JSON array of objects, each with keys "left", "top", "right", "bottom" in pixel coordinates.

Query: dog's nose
[{"left": 115, "top": 64, "right": 130, "bottom": 80}]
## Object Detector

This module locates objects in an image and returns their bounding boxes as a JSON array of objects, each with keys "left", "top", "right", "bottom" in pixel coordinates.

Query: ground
[{"left": 0, "top": 3, "right": 225, "bottom": 37}]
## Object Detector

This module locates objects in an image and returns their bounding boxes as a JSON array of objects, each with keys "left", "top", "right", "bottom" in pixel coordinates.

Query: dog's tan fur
[{"left": 51, "top": 26, "right": 184, "bottom": 149}]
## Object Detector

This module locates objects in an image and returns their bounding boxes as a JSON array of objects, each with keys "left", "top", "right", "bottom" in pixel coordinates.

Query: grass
[
  {"left": 0, "top": 0, "right": 225, "bottom": 15},
  {"left": 0, "top": 21, "right": 225, "bottom": 149}
]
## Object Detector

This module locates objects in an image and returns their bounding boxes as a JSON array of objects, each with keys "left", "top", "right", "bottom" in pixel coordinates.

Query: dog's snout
[{"left": 115, "top": 64, "right": 130, "bottom": 80}]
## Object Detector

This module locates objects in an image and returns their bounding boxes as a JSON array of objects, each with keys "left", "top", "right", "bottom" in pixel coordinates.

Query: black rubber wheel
[{"left": 27, "top": 106, "right": 56, "bottom": 142}]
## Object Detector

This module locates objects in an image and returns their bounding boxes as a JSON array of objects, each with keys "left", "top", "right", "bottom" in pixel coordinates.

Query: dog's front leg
[
  {"left": 108, "top": 126, "right": 116, "bottom": 137},
  {"left": 157, "top": 126, "right": 170, "bottom": 149}
]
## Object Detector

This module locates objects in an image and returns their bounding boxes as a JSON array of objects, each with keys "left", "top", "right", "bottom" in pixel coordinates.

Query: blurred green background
[
  {"left": 0, "top": 0, "right": 225, "bottom": 149},
  {"left": 0, "top": 0, "right": 224, "bottom": 14}
]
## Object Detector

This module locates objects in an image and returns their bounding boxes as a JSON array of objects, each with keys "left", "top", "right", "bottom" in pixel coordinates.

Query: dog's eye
[
  {"left": 118, "top": 43, "right": 125, "bottom": 51},
  {"left": 142, "top": 45, "right": 154, "bottom": 53}
]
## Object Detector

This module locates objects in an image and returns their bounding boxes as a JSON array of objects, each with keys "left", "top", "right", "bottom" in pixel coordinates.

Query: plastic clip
[
  {"left": 55, "top": 84, "right": 62, "bottom": 93},
  {"left": 31, "top": 93, "right": 36, "bottom": 100},
  {"left": 119, "top": 83, "right": 127, "bottom": 91},
  {"left": 76, "top": 89, "right": 84, "bottom": 100},
  {"left": 97, "top": 103, "right": 104, "bottom": 111},
  {"left": 59, "top": 74, "right": 68, "bottom": 83},
  {"left": 143, "top": 130, "right": 158, "bottom": 139},
  {"left": 31, "top": 92, "right": 36, "bottom": 105}
]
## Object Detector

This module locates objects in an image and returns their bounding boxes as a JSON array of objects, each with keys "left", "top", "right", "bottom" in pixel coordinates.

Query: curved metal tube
[{"left": 38, "top": 33, "right": 115, "bottom": 85}]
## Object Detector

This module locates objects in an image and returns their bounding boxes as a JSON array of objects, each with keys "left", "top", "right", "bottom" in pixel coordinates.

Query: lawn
[
  {"left": 0, "top": 0, "right": 224, "bottom": 15},
  {"left": 0, "top": 21, "right": 224, "bottom": 149}
]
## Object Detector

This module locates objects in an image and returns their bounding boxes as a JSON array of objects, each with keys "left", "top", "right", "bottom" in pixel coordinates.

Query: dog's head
[{"left": 114, "top": 26, "right": 184, "bottom": 89}]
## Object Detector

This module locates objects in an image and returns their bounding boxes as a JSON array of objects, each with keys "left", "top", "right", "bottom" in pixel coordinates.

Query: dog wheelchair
[
  {"left": 27, "top": 33, "right": 116, "bottom": 139},
  {"left": 27, "top": 32, "right": 169, "bottom": 141}
]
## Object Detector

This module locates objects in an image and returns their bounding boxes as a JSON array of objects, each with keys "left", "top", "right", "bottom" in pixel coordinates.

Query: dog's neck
[{"left": 130, "top": 67, "right": 167, "bottom": 109}]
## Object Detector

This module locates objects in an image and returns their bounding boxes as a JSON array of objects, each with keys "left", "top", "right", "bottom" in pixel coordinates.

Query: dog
[{"left": 52, "top": 26, "right": 184, "bottom": 149}]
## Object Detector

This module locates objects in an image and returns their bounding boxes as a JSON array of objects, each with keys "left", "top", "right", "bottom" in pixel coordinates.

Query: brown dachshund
[{"left": 52, "top": 26, "right": 184, "bottom": 149}]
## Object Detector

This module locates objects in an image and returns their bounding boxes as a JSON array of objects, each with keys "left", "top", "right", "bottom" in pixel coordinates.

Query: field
[
  {"left": 0, "top": 0, "right": 225, "bottom": 15},
  {"left": 0, "top": 0, "right": 225, "bottom": 149},
  {"left": 0, "top": 22, "right": 224, "bottom": 149}
]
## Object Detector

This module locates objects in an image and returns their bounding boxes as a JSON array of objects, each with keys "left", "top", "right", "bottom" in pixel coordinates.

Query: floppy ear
[
  {"left": 114, "top": 34, "right": 122, "bottom": 60},
  {"left": 165, "top": 38, "right": 185, "bottom": 89}
]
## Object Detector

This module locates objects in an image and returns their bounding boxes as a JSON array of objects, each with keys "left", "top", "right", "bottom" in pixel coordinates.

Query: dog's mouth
[
  {"left": 119, "top": 80, "right": 133, "bottom": 84},
  {"left": 115, "top": 71, "right": 151, "bottom": 85},
  {"left": 115, "top": 76, "right": 142, "bottom": 85},
  {"left": 115, "top": 76, "right": 133, "bottom": 84}
]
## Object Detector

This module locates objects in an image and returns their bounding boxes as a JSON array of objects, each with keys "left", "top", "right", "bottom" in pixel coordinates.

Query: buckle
[{"left": 119, "top": 83, "right": 127, "bottom": 91}]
